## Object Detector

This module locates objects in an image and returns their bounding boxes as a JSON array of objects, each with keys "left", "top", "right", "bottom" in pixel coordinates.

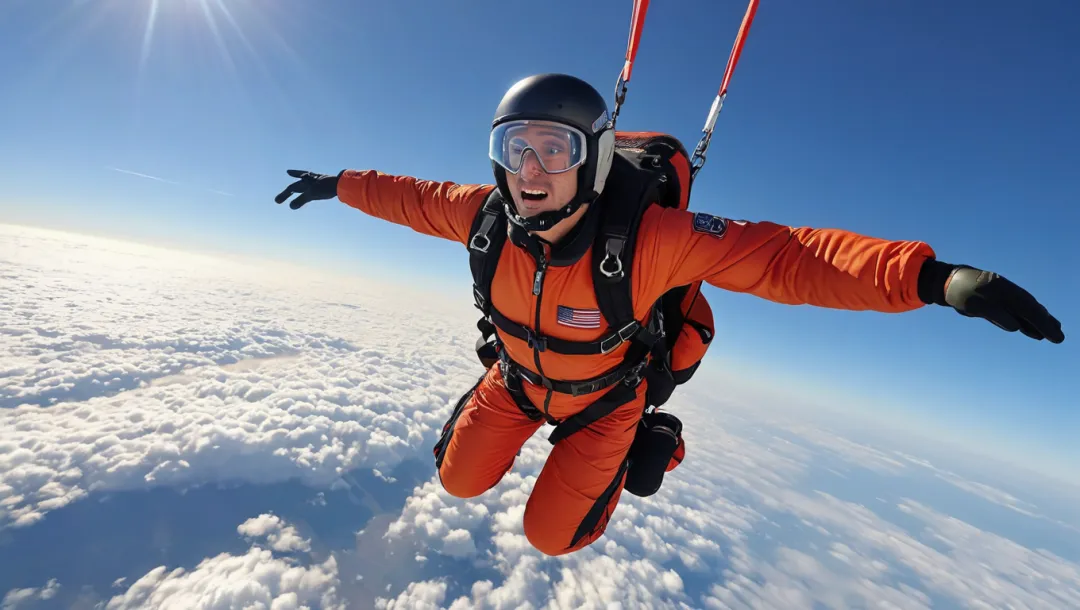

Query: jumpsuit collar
[{"left": 508, "top": 198, "right": 602, "bottom": 267}]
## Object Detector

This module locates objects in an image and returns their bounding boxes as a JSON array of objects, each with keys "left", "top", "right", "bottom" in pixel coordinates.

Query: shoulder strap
[
  {"left": 468, "top": 188, "right": 508, "bottom": 318},
  {"left": 591, "top": 150, "right": 665, "bottom": 330}
]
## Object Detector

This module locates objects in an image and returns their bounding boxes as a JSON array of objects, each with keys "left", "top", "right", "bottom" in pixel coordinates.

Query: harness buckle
[
  {"left": 469, "top": 232, "right": 491, "bottom": 253},
  {"left": 623, "top": 359, "right": 649, "bottom": 388},
  {"left": 600, "top": 321, "right": 641, "bottom": 354},
  {"left": 569, "top": 381, "right": 598, "bottom": 397},
  {"left": 469, "top": 212, "right": 497, "bottom": 253},
  {"left": 526, "top": 329, "right": 548, "bottom": 352}
]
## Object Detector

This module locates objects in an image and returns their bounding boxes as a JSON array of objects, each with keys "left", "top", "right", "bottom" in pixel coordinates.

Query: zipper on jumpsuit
[{"left": 529, "top": 245, "right": 553, "bottom": 419}]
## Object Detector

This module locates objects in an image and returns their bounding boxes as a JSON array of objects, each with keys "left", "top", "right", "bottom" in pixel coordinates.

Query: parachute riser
[
  {"left": 690, "top": 91, "right": 727, "bottom": 180},
  {"left": 610, "top": 0, "right": 650, "bottom": 129},
  {"left": 612, "top": 74, "right": 629, "bottom": 126},
  {"left": 610, "top": 0, "right": 757, "bottom": 181}
]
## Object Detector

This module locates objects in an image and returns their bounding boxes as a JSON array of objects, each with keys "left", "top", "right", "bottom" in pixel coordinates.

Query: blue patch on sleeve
[{"left": 692, "top": 213, "right": 728, "bottom": 237}]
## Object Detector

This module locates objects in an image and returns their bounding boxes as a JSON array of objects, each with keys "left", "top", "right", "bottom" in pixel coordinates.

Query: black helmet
[{"left": 489, "top": 74, "right": 615, "bottom": 232}]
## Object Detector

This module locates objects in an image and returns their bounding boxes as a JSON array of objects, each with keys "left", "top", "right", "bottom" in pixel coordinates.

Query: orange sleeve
[
  {"left": 336, "top": 169, "right": 493, "bottom": 246},
  {"left": 648, "top": 208, "right": 936, "bottom": 312}
]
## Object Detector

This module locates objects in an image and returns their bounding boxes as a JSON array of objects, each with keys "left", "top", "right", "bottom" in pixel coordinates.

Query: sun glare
[
  {"left": 140, "top": 0, "right": 245, "bottom": 74},
  {"left": 138, "top": 0, "right": 160, "bottom": 73},
  {"left": 133, "top": 0, "right": 296, "bottom": 82}
]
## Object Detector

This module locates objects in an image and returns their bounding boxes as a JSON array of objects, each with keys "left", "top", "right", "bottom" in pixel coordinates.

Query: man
[{"left": 274, "top": 73, "right": 1064, "bottom": 557}]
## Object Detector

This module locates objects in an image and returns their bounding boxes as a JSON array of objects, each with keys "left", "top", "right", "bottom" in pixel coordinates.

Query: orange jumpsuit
[{"left": 337, "top": 170, "right": 935, "bottom": 556}]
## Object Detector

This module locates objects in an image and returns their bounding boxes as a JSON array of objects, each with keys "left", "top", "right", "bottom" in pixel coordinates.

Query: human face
[
  {"left": 506, "top": 149, "right": 580, "bottom": 218},
  {"left": 490, "top": 121, "right": 584, "bottom": 218}
]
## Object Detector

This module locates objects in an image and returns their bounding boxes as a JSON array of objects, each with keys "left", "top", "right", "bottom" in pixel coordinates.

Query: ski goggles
[{"left": 489, "top": 119, "right": 587, "bottom": 175}]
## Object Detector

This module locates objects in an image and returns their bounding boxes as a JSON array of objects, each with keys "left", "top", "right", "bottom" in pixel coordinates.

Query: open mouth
[{"left": 521, "top": 188, "right": 548, "bottom": 202}]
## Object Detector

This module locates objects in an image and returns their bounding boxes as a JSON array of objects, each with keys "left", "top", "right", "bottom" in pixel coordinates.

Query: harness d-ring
[{"left": 600, "top": 237, "right": 625, "bottom": 279}]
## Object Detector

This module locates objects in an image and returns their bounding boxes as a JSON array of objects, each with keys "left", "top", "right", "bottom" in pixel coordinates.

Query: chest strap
[{"left": 489, "top": 306, "right": 651, "bottom": 355}]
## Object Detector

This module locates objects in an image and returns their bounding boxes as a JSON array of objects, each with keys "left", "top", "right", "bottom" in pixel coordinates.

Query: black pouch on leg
[{"left": 624, "top": 410, "right": 683, "bottom": 497}]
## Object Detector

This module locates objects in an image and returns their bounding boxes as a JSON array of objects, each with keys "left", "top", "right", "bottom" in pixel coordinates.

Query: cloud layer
[
  {"left": 3, "top": 224, "right": 1078, "bottom": 609},
  {"left": 375, "top": 377, "right": 1080, "bottom": 609},
  {"left": 1, "top": 224, "right": 483, "bottom": 529}
]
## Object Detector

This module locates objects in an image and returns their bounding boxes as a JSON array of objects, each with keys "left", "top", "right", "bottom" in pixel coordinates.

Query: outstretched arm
[
  {"left": 652, "top": 209, "right": 933, "bottom": 313},
  {"left": 275, "top": 169, "right": 493, "bottom": 247},
  {"left": 647, "top": 208, "right": 1063, "bottom": 342},
  {"left": 337, "top": 170, "right": 493, "bottom": 246}
]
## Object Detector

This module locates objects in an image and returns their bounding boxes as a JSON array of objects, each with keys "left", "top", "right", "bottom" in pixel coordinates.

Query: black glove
[
  {"left": 274, "top": 169, "right": 342, "bottom": 209},
  {"left": 918, "top": 259, "right": 1064, "bottom": 343}
]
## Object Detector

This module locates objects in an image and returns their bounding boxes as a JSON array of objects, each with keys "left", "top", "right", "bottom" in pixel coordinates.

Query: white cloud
[
  {"left": 0, "top": 224, "right": 485, "bottom": 529},
  {"left": 2, "top": 579, "right": 59, "bottom": 610},
  {"left": 375, "top": 579, "right": 448, "bottom": 610},
  {"left": 238, "top": 513, "right": 311, "bottom": 553},
  {"left": 105, "top": 516, "right": 341, "bottom": 610},
  {"left": 386, "top": 479, "right": 491, "bottom": 559}
]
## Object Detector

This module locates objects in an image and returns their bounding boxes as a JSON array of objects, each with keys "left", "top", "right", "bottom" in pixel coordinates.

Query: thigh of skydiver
[
  {"left": 438, "top": 364, "right": 543, "bottom": 498},
  {"left": 523, "top": 384, "right": 644, "bottom": 556}
]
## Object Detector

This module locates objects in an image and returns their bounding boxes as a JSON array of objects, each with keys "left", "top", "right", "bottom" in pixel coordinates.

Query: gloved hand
[
  {"left": 274, "top": 170, "right": 342, "bottom": 209},
  {"left": 918, "top": 258, "right": 1064, "bottom": 343}
]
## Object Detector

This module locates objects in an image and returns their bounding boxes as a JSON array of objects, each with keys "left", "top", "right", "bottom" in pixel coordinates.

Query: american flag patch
[{"left": 557, "top": 305, "right": 602, "bottom": 329}]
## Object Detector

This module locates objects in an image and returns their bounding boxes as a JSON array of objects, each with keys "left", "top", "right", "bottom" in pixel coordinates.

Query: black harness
[{"left": 467, "top": 150, "right": 674, "bottom": 444}]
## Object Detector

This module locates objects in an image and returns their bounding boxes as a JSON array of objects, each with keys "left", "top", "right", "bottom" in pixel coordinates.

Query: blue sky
[{"left": 1, "top": 0, "right": 1076, "bottom": 482}]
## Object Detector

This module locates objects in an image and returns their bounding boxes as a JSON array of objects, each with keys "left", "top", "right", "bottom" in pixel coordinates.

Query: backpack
[{"left": 458, "top": 131, "right": 715, "bottom": 496}]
